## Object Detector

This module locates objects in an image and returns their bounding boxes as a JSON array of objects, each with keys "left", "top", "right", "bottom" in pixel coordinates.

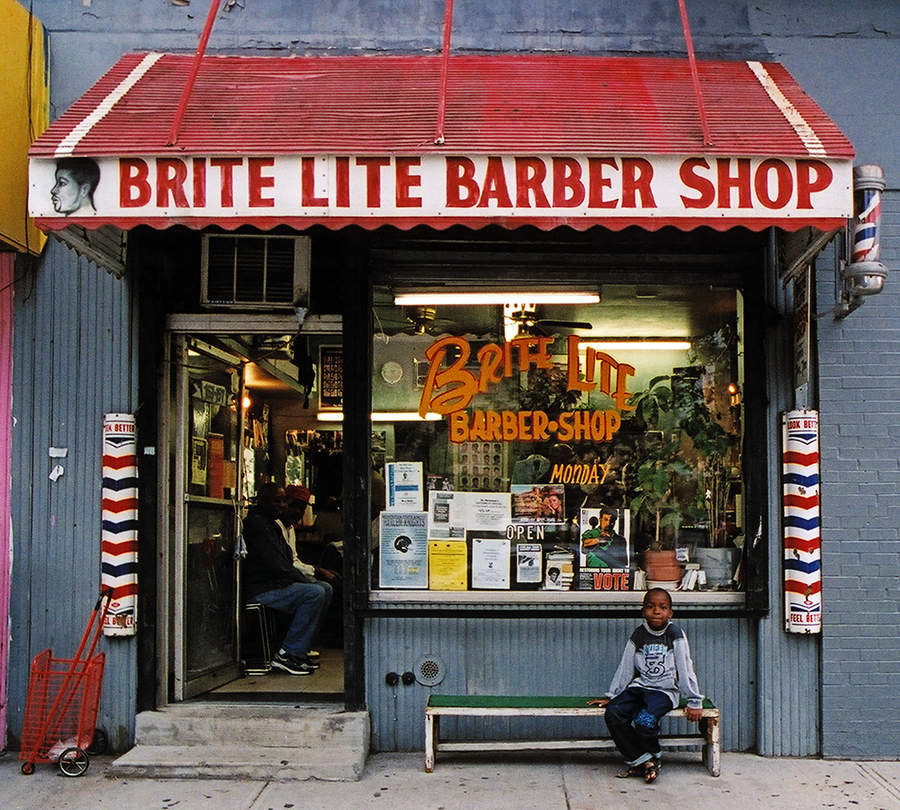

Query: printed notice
[
  {"left": 516, "top": 543, "right": 543, "bottom": 584},
  {"left": 386, "top": 461, "right": 424, "bottom": 512},
  {"left": 428, "top": 541, "right": 468, "bottom": 590},
  {"left": 427, "top": 490, "right": 467, "bottom": 539},
  {"left": 379, "top": 511, "right": 428, "bottom": 588},
  {"left": 465, "top": 493, "right": 512, "bottom": 531},
  {"left": 427, "top": 490, "right": 510, "bottom": 538},
  {"left": 471, "top": 537, "right": 511, "bottom": 590}
]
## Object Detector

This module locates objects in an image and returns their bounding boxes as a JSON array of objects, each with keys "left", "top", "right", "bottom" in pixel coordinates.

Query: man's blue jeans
[
  {"left": 604, "top": 686, "right": 673, "bottom": 766},
  {"left": 253, "top": 580, "right": 332, "bottom": 658}
]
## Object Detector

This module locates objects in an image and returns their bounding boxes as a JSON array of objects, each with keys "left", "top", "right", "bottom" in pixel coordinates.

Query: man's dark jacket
[{"left": 242, "top": 506, "right": 308, "bottom": 601}]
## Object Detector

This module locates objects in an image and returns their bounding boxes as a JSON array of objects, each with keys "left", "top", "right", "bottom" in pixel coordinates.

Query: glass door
[{"left": 172, "top": 334, "right": 244, "bottom": 700}]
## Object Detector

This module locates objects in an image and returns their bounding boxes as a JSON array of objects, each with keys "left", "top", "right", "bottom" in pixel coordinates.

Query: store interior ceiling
[
  {"left": 373, "top": 284, "right": 735, "bottom": 339},
  {"left": 202, "top": 284, "right": 736, "bottom": 398}
]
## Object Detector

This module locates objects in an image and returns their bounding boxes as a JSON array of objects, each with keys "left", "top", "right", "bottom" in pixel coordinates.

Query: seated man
[
  {"left": 280, "top": 484, "right": 342, "bottom": 642},
  {"left": 242, "top": 482, "right": 332, "bottom": 675}
]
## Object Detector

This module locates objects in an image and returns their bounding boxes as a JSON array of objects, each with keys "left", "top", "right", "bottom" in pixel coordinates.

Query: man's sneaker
[
  {"left": 307, "top": 650, "right": 320, "bottom": 660},
  {"left": 272, "top": 651, "right": 315, "bottom": 675},
  {"left": 303, "top": 655, "right": 320, "bottom": 669}
]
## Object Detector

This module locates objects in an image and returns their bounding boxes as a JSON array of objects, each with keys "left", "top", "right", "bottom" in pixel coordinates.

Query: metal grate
[{"left": 415, "top": 654, "right": 446, "bottom": 687}]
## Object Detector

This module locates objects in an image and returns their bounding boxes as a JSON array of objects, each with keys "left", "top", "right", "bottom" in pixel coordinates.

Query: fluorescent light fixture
[
  {"left": 318, "top": 412, "right": 442, "bottom": 422},
  {"left": 581, "top": 339, "right": 692, "bottom": 351},
  {"left": 393, "top": 292, "right": 600, "bottom": 306}
]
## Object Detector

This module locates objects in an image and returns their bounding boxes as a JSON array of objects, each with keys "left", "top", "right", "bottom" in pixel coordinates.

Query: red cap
[{"left": 285, "top": 484, "right": 312, "bottom": 503}]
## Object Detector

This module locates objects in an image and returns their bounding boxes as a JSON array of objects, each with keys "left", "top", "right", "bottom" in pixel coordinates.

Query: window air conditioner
[{"left": 201, "top": 234, "right": 310, "bottom": 309}]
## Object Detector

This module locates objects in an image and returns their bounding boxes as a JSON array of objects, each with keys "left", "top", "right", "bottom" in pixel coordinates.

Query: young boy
[{"left": 590, "top": 587, "right": 704, "bottom": 783}]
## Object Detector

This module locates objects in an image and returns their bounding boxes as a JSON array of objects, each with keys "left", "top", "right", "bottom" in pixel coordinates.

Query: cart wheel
[
  {"left": 20, "top": 761, "right": 35, "bottom": 775},
  {"left": 58, "top": 747, "right": 90, "bottom": 777}
]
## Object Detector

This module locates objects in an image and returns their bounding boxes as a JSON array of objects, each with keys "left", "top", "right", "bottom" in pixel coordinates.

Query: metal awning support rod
[
  {"left": 677, "top": 0, "right": 712, "bottom": 147},
  {"left": 167, "top": 0, "right": 224, "bottom": 146},
  {"left": 433, "top": 0, "right": 454, "bottom": 145}
]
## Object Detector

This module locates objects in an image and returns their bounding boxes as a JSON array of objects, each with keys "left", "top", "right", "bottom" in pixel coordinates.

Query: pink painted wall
[{"left": 0, "top": 252, "right": 13, "bottom": 745}]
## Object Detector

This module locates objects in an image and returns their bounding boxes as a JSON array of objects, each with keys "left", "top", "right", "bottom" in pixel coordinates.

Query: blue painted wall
[{"left": 9, "top": 241, "right": 139, "bottom": 751}]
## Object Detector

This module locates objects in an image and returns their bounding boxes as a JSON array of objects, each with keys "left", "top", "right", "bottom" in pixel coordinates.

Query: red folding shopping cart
[{"left": 19, "top": 590, "right": 111, "bottom": 776}]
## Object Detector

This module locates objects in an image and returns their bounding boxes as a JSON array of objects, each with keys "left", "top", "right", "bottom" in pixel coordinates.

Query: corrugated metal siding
[
  {"left": 8, "top": 239, "right": 138, "bottom": 752},
  {"left": 30, "top": 53, "right": 853, "bottom": 159},
  {"left": 755, "top": 234, "right": 822, "bottom": 757},
  {"left": 365, "top": 614, "right": 757, "bottom": 753}
]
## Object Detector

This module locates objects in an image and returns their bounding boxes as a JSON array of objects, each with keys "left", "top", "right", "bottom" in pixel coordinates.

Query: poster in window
[
  {"left": 544, "top": 549, "right": 575, "bottom": 590},
  {"left": 471, "top": 537, "right": 511, "bottom": 590},
  {"left": 511, "top": 483, "right": 565, "bottom": 524},
  {"left": 386, "top": 461, "right": 424, "bottom": 511},
  {"left": 578, "top": 506, "right": 632, "bottom": 591},
  {"left": 319, "top": 346, "right": 343, "bottom": 409},
  {"left": 427, "top": 490, "right": 467, "bottom": 539},
  {"left": 428, "top": 540, "right": 468, "bottom": 590},
  {"left": 427, "top": 491, "right": 511, "bottom": 538},
  {"left": 465, "top": 492, "right": 511, "bottom": 531},
  {"left": 453, "top": 440, "right": 507, "bottom": 491},
  {"left": 379, "top": 512, "right": 428, "bottom": 589},
  {"left": 516, "top": 543, "right": 543, "bottom": 584},
  {"left": 579, "top": 506, "right": 631, "bottom": 569}
]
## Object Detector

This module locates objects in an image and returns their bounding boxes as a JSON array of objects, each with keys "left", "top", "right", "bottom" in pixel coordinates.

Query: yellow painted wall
[{"left": 0, "top": 0, "right": 47, "bottom": 254}]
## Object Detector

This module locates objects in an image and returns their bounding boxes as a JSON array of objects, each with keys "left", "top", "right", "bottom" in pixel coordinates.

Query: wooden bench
[{"left": 425, "top": 695, "right": 720, "bottom": 776}]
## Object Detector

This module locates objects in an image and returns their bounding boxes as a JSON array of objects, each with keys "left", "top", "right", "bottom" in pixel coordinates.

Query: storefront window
[{"left": 371, "top": 284, "right": 744, "bottom": 598}]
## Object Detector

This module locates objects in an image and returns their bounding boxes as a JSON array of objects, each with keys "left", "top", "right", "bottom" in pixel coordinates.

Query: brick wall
[{"left": 816, "top": 189, "right": 900, "bottom": 757}]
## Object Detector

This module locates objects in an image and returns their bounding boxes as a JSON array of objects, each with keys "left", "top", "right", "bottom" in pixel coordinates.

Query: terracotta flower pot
[{"left": 641, "top": 549, "right": 682, "bottom": 584}]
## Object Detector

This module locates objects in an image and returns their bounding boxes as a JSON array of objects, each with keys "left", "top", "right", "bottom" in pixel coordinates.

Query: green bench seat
[{"left": 424, "top": 694, "right": 720, "bottom": 776}]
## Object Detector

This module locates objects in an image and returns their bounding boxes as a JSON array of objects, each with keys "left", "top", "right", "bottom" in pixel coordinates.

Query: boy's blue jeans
[
  {"left": 253, "top": 580, "right": 332, "bottom": 658},
  {"left": 604, "top": 686, "right": 673, "bottom": 767}
]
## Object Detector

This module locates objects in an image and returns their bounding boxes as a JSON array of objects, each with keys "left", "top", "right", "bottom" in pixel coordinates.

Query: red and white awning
[{"left": 29, "top": 53, "right": 854, "bottom": 233}]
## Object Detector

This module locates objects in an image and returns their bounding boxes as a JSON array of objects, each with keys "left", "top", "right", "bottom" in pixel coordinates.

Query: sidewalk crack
[{"left": 857, "top": 763, "right": 900, "bottom": 806}]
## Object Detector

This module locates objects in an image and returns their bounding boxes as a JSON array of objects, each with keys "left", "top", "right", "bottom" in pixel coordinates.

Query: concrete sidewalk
[{"left": 3, "top": 749, "right": 900, "bottom": 810}]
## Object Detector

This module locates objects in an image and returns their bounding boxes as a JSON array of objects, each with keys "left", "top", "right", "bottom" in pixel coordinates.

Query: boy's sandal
[
  {"left": 643, "top": 759, "right": 660, "bottom": 783},
  {"left": 615, "top": 765, "right": 645, "bottom": 779}
]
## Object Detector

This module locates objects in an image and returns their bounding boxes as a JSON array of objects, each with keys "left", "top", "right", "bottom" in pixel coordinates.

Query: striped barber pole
[
  {"left": 782, "top": 409, "right": 821, "bottom": 634},
  {"left": 102, "top": 413, "right": 138, "bottom": 635},
  {"left": 851, "top": 185, "right": 881, "bottom": 264}
]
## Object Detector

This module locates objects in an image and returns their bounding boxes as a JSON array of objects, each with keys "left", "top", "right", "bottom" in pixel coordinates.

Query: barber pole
[
  {"left": 851, "top": 165, "right": 884, "bottom": 264},
  {"left": 782, "top": 410, "right": 821, "bottom": 633},
  {"left": 101, "top": 414, "right": 139, "bottom": 635}
]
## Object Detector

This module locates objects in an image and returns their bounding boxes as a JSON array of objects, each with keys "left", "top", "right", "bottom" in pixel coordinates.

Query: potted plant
[
  {"left": 628, "top": 377, "right": 692, "bottom": 583},
  {"left": 672, "top": 367, "right": 731, "bottom": 545},
  {"left": 627, "top": 364, "right": 740, "bottom": 586},
  {"left": 670, "top": 351, "right": 741, "bottom": 587}
]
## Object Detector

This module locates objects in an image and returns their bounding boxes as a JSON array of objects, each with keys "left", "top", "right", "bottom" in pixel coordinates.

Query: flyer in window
[
  {"left": 427, "top": 489, "right": 467, "bottom": 538},
  {"left": 464, "top": 492, "right": 512, "bottom": 531},
  {"left": 516, "top": 543, "right": 543, "bottom": 584},
  {"left": 544, "top": 549, "right": 575, "bottom": 590},
  {"left": 427, "top": 491, "right": 511, "bottom": 538},
  {"left": 386, "top": 461, "right": 424, "bottom": 511},
  {"left": 579, "top": 506, "right": 632, "bottom": 570},
  {"left": 428, "top": 541, "right": 468, "bottom": 590},
  {"left": 471, "top": 536, "right": 511, "bottom": 589},
  {"left": 511, "top": 483, "right": 565, "bottom": 523},
  {"left": 378, "top": 511, "right": 428, "bottom": 588}
]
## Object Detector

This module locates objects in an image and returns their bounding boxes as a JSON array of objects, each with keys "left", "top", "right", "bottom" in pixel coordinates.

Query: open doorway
[{"left": 162, "top": 319, "right": 344, "bottom": 703}]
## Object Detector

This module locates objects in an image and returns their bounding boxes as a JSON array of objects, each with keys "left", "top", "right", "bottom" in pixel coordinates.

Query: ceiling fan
[
  {"left": 373, "top": 303, "right": 459, "bottom": 336},
  {"left": 405, "top": 305, "right": 440, "bottom": 334},
  {"left": 503, "top": 303, "right": 592, "bottom": 339}
]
